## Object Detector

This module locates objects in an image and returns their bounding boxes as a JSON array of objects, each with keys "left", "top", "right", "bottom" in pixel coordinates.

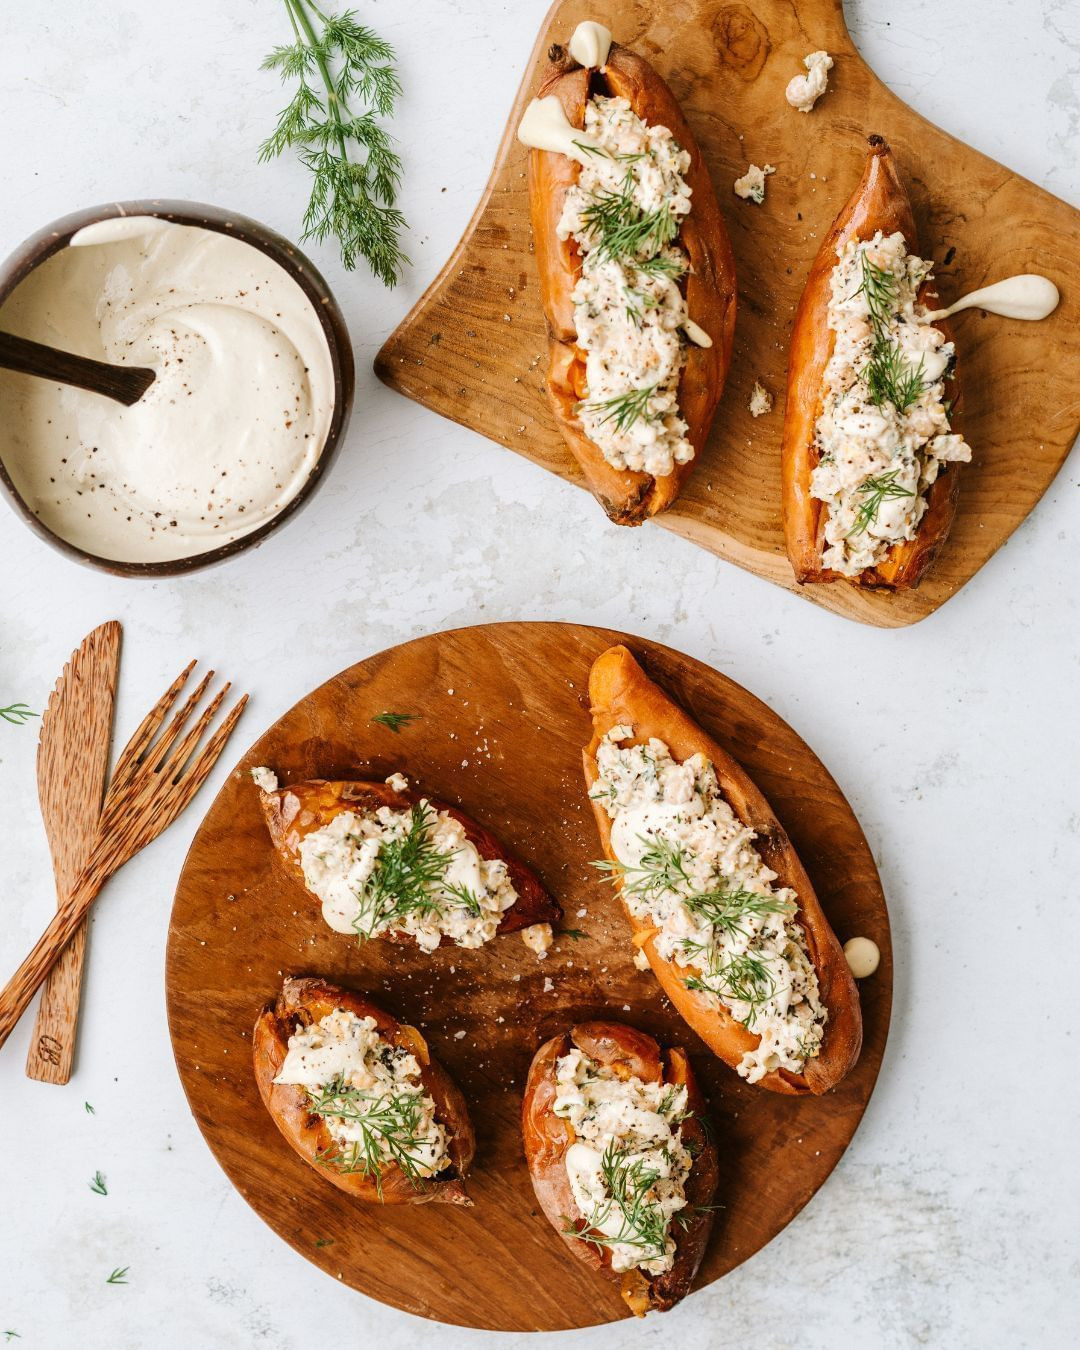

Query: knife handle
[{"left": 0, "top": 873, "right": 102, "bottom": 1055}]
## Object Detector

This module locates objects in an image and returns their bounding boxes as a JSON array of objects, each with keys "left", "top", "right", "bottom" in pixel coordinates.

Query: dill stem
[{"left": 287, "top": 0, "right": 351, "bottom": 165}]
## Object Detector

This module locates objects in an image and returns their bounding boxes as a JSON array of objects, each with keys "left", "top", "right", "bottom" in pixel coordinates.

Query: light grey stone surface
[{"left": 0, "top": 2, "right": 1077, "bottom": 1346}]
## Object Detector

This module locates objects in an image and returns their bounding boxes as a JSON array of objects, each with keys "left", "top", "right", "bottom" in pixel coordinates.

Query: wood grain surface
[
  {"left": 374, "top": 0, "right": 1080, "bottom": 627},
  {"left": 26, "top": 620, "right": 120, "bottom": 1083},
  {"left": 165, "top": 622, "right": 892, "bottom": 1330}
]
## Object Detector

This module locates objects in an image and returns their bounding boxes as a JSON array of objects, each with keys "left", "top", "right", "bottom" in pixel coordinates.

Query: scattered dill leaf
[
  {"left": 89, "top": 1171, "right": 107, "bottom": 1196},
  {"left": 0, "top": 703, "right": 37, "bottom": 726},
  {"left": 105, "top": 1267, "right": 128, "bottom": 1285},
  {"left": 847, "top": 470, "right": 917, "bottom": 537},
  {"left": 371, "top": 711, "right": 419, "bottom": 733},
  {"left": 84, "top": 1101, "right": 95, "bottom": 1114},
  {"left": 581, "top": 383, "right": 657, "bottom": 435},
  {"left": 560, "top": 928, "right": 588, "bottom": 942}
]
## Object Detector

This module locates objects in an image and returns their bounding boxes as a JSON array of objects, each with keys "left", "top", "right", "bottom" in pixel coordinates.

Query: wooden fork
[{"left": 0, "top": 661, "right": 247, "bottom": 1054}]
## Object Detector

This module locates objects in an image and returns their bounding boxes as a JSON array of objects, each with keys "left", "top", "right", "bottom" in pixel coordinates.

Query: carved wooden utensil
[
  {"left": 0, "top": 661, "right": 248, "bottom": 1055},
  {"left": 26, "top": 621, "right": 121, "bottom": 1083},
  {"left": 0, "top": 331, "right": 155, "bottom": 406}
]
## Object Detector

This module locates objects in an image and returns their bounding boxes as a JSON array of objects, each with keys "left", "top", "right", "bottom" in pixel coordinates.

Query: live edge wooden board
[
  {"left": 166, "top": 623, "right": 891, "bottom": 1331},
  {"left": 374, "top": 0, "right": 1080, "bottom": 628}
]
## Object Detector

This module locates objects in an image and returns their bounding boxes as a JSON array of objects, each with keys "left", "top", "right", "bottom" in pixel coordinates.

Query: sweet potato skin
[
  {"left": 528, "top": 42, "right": 736, "bottom": 526},
  {"left": 782, "top": 135, "right": 964, "bottom": 589},
  {"left": 253, "top": 976, "right": 475, "bottom": 1205},
  {"left": 256, "top": 777, "right": 561, "bottom": 938},
  {"left": 583, "top": 646, "right": 862, "bottom": 1096},
  {"left": 522, "top": 1021, "right": 718, "bottom": 1315}
]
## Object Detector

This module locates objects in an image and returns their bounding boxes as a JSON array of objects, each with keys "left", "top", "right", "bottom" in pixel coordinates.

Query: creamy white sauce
[
  {"left": 568, "top": 20, "right": 613, "bottom": 69},
  {"left": 592, "top": 727, "right": 827, "bottom": 1082},
  {"left": 554, "top": 1047, "right": 690, "bottom": 1274},
  {"left": 843, "top": 936, "right": 880, "bottom": 979},
  {"left": 297, "top": 795, "right": 518, "bottom": 951},
  {"left": 250, "top": 765, "right": 279, "bottom": 793},
  {"left": 0, "top": 215, "right": 334, "bottom": 563},
  {"left": 517, "top": 96, "right": 603, "bottom": 164},
  {"left": 810, "top": 230, "right": 971, "bottom": 576},
  {"left": 275, "top": 1008, "right": 449, "bottom": 1180},
  {"left": 925, "top": 274, "right": 1059, "bottom": 322},
  {"left": 786, "top": 50, "right": 833, "bottom": 113}
]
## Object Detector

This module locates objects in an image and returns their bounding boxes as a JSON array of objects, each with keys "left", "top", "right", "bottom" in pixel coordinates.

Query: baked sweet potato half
[
  {"left": 782, "top": 135, "right": 967, "bottom": 589},
  {"left": 253, "top": 976, "right": 475, "bottom": 1204},
  {"left": 522, "top": 1020, "right": 718, "bottom": 1316},
  {"left": 583, "top": 646, "right": 861, "bottom": 1095},
  {"left": 253, "top": 772, "right": 560, "bottom": 947},
  {"left": 522, "top": 24, "right": 736, "bottom": 525}
]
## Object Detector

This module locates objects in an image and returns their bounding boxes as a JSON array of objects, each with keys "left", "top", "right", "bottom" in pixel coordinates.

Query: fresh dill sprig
[
  {"left": 371, "top": 710, "right": 419, "bottom": 734},
  {"left": 684, "top": 950, "right": 776, "bottom": 1026},
  {"left": 560, "top": 928, "right": 588, "bottom": 942},
  {"left": 89, "top": 1171, "right": 108, "bottom": 1196},
  {"left": 84, "top": 1101, "right": 95, "bottom": 1114},
  {"left": 682, "top": 886, "right": 795, "bottom": 939},
  {"left": 581, "top": 384, "right": 657, "bottom": 435},
  {"left": 633, "top": 253, "right": 686, "bottom": 281},
  {"left": 853, "top": 251, "right": 928, "bottom": 412},
  {"left": 310, "top": 1078, "right": 432, "bottom": 1196},
  {"left": 847, "top": 470, "right": 917, "bottom": 537},
  {"left": 592, "top": 836, "right": 690, "bottom": 899},
  {"left": 580, "top": 171, "right": 678, "bottom": 264},
  {"left": 350, "top": 804, "right": 469, "bottom": 940},
  {"left": 572, "top": 139, "right": 609, "bottom": 159},
  {"left": 0, "top": 703, "right": 37, "bottom": 726},
  {"left": 563, "top": 1142, "right": 670, "bottom": 1259},
  {"left": 105, "top": 1267, "right": 128, "bottom": 1285},
  {"left": 260, "top": 0, "right": 407, "bottom": 285}
]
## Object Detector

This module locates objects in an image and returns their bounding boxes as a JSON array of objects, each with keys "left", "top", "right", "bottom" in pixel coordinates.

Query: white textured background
[{"left": 1, "top": 2, "right": 1077, "bottom": 1346}]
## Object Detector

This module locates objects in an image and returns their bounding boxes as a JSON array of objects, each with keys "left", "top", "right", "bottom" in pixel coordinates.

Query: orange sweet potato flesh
[
  {"left": 256, "top": 777, "right": 561, "bottom": 939},
  {"left": 528, "top": 43, "right": 736, "bottom": 526},
  {"left": 521, "top": 1020, "right": 718, "bottom": 1315},
  {"left": 583, "top": 646, "right": 862, "bottom": 1096},
  {"left": 253, "top": 976, "right": 475, "bottom": 1205},
  {"left": 782, "top": 135, "right": 964, "bottom": 588}
]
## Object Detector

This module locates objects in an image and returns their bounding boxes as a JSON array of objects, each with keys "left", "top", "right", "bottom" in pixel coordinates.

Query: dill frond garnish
[
  {"left": 260, "top": 1, "right": 407, "bottom": 285},
  {"left": 309, "top": 1077, "right": 434, "bottom": 1196},
  {"left": 853, "top": 251, "right": 928, "bottom": 412},
  {"left": 684, "top": 950, "right": 777, "bottom": 1026},
  {"left": 581, "top": 384, "right": 657, "bottom": 435},
  {"left": 846, "top": 470, "right": 917, "bottom": 537},
  {"left": 580, "top": 170, "right": 679, "bottom": 264},
  {"left": 0, "top": 703, "right": 37, "bottom": 726},
  {"left": 563, "top": 1141, "right": 670, "bottom": 1258}
]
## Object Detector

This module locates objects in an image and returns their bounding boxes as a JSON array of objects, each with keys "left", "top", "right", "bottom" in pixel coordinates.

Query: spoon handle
[{"left": 0, "top": 330, "right": 155, "bottom": 406}]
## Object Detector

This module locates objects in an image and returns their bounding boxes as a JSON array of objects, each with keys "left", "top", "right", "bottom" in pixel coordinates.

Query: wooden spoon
[{"left": 0, "top": 330, "right": 155, "bottom": 406}]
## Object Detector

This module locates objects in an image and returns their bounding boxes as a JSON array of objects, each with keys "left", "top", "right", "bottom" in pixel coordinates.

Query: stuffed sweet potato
[
  {"left": 519, "top": 21, "right": 736, "bottom": 525},
  {"left": 253, "top": 976, "right": 475, "bottom": 1205},
  {"left": 583, "top": 646, "right": 861, "bottom": 1095},
  {"left": 252, "top": 770, "right": 561, "bottom": 950},
  {"left": 782, "top": 135, "right": 967, "bottom": 588},
  {"left": 522, "top": 1020, "right": 718, "bottom": 1316}
]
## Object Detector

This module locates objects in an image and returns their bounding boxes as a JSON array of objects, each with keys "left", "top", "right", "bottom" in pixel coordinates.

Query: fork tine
[
  {"left": 134, "top": 668, "right": 217, "bottom": 780},
  {"left": 157, "top": 682, "right": 230, "bottom": 785},
  {"left": 108, "top": 659, "right": 197, "bottom": 791},
  {"left": 135, "top": 693, "right": 249, "bottom": 849}
]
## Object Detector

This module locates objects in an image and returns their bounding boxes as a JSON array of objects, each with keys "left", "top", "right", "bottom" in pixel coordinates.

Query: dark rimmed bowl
[{"left": 0, "top": 200, "right": 354, "bottom": 577}]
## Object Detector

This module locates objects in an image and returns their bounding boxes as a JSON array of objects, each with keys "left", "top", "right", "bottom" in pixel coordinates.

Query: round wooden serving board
[
  {"left": 166, "top": 623, "right": 891, "bottom": 1330},
  {"left": 375, "top": 0, "right": 1080, "bottom": 628}
]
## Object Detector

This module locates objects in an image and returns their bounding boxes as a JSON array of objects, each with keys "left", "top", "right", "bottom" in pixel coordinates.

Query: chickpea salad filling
[
  {"left": 274, "top": 1008, "right": 450, "bottom": 1188},
  {"left": 556, "top": 95, "right": 709, "bottom": 477},
  {"left": 591, "top": 727, "right": 827, "bottom": 1083},
  {"left": 554, "top": 1047, "right": 692, "bottom": 1274},
  {"left": 810, "top": 229, "right": 971, "bottom": 576},
  {"left": 253, "top": 769, "right": 518, "bottom": 951}
]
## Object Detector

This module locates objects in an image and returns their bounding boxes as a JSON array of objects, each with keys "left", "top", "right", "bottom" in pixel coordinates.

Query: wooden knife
[{"left": 25, "top": 621, "right": 121, "bottom": 1083}]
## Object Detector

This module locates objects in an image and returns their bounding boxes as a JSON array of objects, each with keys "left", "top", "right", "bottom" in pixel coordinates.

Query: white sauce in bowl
[{"left": 0, "top": 215, "right": 335, "bottom": 563}]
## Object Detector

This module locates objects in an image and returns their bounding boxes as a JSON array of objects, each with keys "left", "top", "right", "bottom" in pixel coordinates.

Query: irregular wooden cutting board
[
  {"left": 375, "top": 0, "right": 1080, "bottom": 628},
  {"left": 166, "top": 623, "right": 890, "bottom": 1330}
]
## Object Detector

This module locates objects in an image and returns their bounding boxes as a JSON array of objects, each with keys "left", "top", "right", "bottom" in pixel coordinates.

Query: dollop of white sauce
[
  {"left": 926, "top": 274, "right": 1059, "bottom": 322},
  {"left": 517, "top": 95, "right": 603, "bottom": 164},
  {"left": 0, "top": 216, "right": 334, "bottom": 563},
  {"left": 733, "top": 163, "right": 775, "bottom": 204},
  {"left": 786, "top": 50, "right": 833, "bottom": 113},
  {"left": 568, "top": 20, "right": 613, "bottom": 69},
  {"left": 250, "top": 765, "right": 279, "bottom": 793},
  {"left": 843, "top": 936, "right": 880, "bottom": 979}
]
